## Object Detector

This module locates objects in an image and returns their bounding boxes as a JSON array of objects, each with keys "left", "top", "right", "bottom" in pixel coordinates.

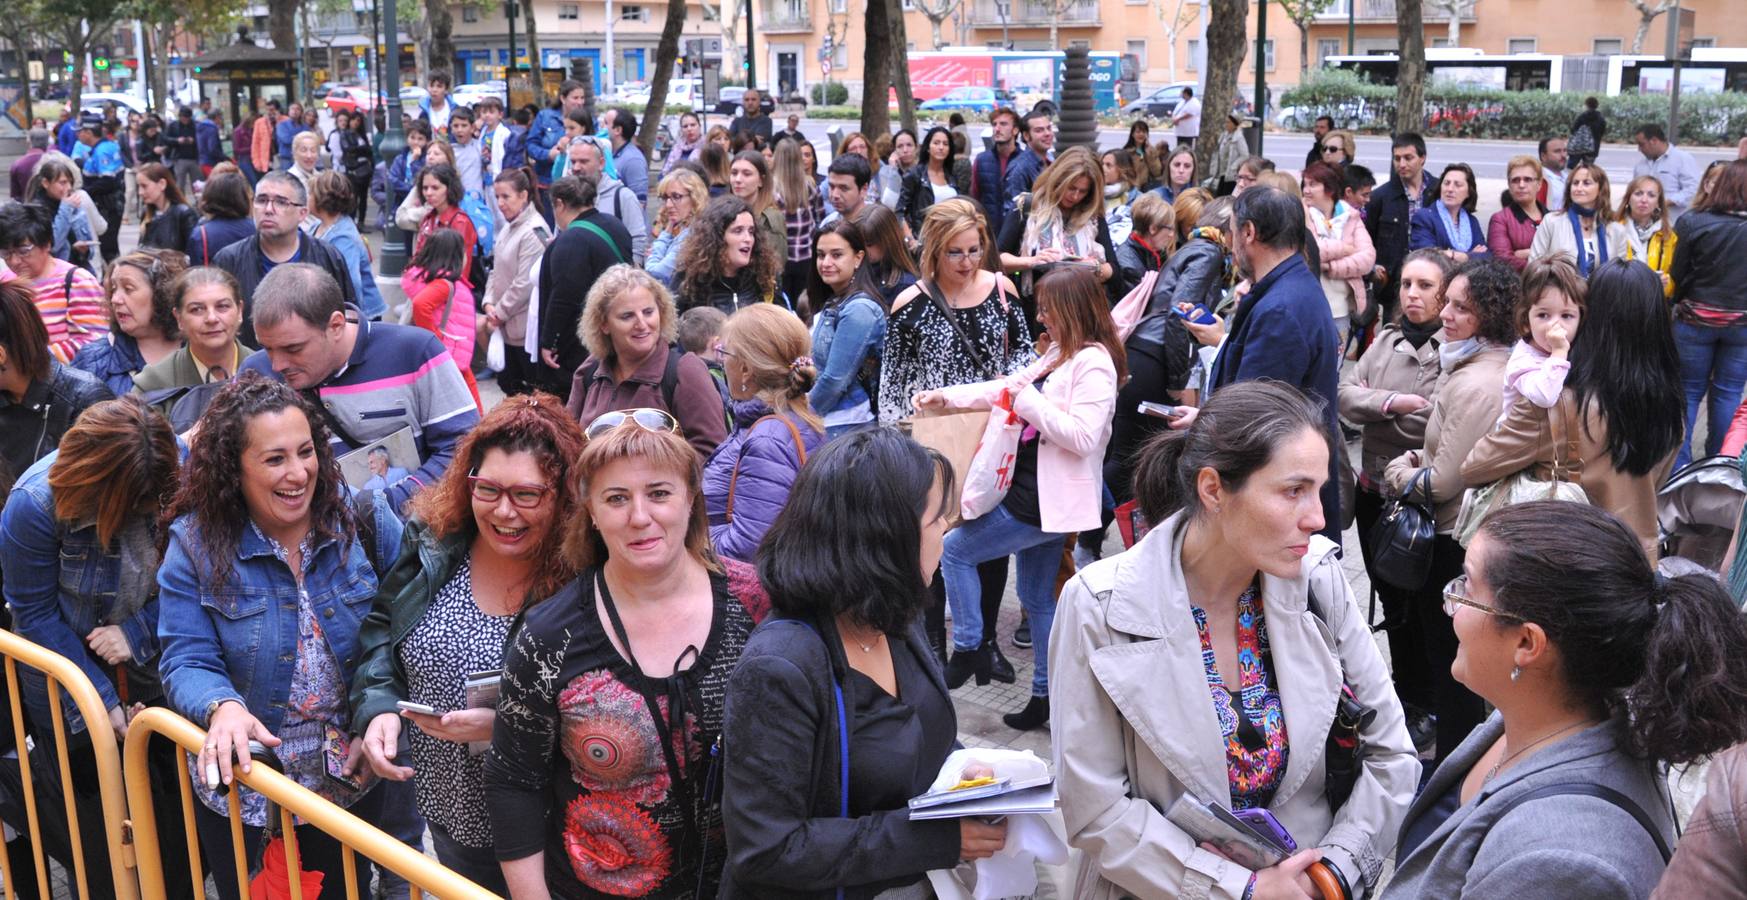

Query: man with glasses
[
  {"left": 212, "top": 171, "right": 357, "bottom": 346},
  {"left": 239, "top": 262, "right": 478, "bottom": 513}
]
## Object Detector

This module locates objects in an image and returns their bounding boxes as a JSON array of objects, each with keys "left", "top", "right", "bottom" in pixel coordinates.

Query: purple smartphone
[{"left": 1232, "top": 808, "right": 1297, "bottom": 853}]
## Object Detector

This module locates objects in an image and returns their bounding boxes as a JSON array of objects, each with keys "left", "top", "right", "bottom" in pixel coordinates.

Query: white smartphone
[
  {"left": 1138, "top": 401, "right": 1186, "bottom": 421},
  {"left": 396, "top": 700, "right": 442, "bottom": 716}
]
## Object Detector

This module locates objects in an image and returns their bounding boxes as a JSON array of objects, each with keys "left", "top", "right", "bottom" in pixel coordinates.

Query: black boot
[
  {"left": 945, "top": 643, "right": 991, "bottom": 689},
  {"left": 1003, "top": 694, "right": 1050, "bottom": 731},
  {"left": 987, "top": 642, "right": 1017, "bottom": 684}
]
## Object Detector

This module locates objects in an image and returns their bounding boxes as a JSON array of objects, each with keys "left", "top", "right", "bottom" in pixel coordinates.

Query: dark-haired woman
[
  {"left": 807, "top": 218, "right": 886, "bottom": 438},
  {"left": 71, "top": 248, "right": 184, "bottom": 395},
  {"left": 187, "top": 170, "right": 256, "bottom": 266},
  {"left": 352, "top": 393, "right": 584, "bottom": 894},
  {"left": 1384, "top": 257, "right": 1519, "bottom": 762},
  {"left": 898, "top": 126, "right": 968, "bottom": 239},
  {"left": 1054, "top": 381, "right": 1417, "bottom": 900},
  {"left": 308, "top": 171, "right": 388, "bottom": 321},
  {"left": 721, "top": 428, "right": 1007, "bottom": 897},
  {"left": 1340, "top": 248, "right": 1454, "bottom": 750},
  {"left": 852, "top": 204, "right": 920, "bottom": 307},
  {"left": 672, "top": 194, "right": 789, "bottom": 314},
  {"left": 482, "top": 414, "right": 755, "bottom": 899},
  {"left": 1464, "top": 259, "right": 1684, "bottom": 558},
  {"left": 0, "top": 396, "right": 198, "bottom": 900},
  {"left": 403, "top": 227, "right": 481, "bottom": 409},
  {"left": 156, "top": 375, "right": 404, "bottom": 900},
  {"left": 136, "top": 161, "right": 198, "bottom": 258},
  {"left": 0, "top": 202, "right": 109, "bottom": 363},
  {"left": 0, "top": 280, "right": 112, "bottom": 493},
  {"left": 1409, "top": 163, "right": 1490, "bottom": 263},
  {"left": 132, "top": 267, "right": 250, "bottom": 421},
  {"left": 1670, "top": 159, "right": 1747, "bottom": 468},
  {"left": 340, "top": 112, "right": 375, "bottom": 229},
  {"left": 703, "top": 305, "right": 826, "bottom": 562},
  {"left": 483, "top": 167, "right": 552, "bottom": 397},
  {"left": 1384, "top": 501, "right": 1747, "bottom": 898},
  {"left": 23, "top": 156, "right": 97, "bottom": 265},
  {"left": 916, "top": 266, "right": 1123, "bottom": 731},
  {"left": 414, "top": 163, "right": 478, "bottom": 286}
]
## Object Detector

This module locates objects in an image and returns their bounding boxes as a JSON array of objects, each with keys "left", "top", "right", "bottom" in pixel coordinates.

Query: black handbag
[{"left": 1366, "top": 469, "right": 1436, "bottom": 591}]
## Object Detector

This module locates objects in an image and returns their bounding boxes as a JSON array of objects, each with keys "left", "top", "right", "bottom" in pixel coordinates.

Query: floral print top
[
  {"left": 876, "top": 278, "right": 1035, "bottom": 425},
  {"left": 1191, "top": 585, "right": 1289, "bottom": 811},
  {"left": 482, "top": 568, "right": 752, "bottom": 899}
]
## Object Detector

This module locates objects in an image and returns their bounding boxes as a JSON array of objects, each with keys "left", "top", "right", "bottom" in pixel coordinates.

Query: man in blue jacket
[
  {"left": 1365, "top": 132, "right": 1435, "bottom": 322},
  {"left": 274, "top": 102, "right": 310, "bottom": 170},
  {"left": 1003, "top": 108, "right": 1055, "bottom": 212},
  {"left": 196, "top": 113, "right": 225, "bottom": 172},
  {"left": 1184, "top": 186, "right": 1343, "bottom": 544},
  {"left": 970, "top": 107, "right": 1021, "bottom": 238}
]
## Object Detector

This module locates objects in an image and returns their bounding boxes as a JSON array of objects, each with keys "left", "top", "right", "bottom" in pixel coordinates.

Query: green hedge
[
  {"left": 810, "top": 81, "right": 850, "bottom": 105},
  {"left": 1281, "top": 68, "right": 1747, "bottom": 146}
]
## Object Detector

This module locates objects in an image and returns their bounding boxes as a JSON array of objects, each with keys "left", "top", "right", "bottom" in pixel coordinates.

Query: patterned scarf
[
  {"left": 1567, "top": 205, "right": 1609, "bottom": 276},
  {"left": 1190, "top": 226, "right": 1237, "bottom": 288}
]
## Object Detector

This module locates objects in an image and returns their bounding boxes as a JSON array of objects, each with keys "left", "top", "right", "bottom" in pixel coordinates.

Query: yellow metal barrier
[
  {"left": 0, "top": 628, "right": 139, "bottom": 900},
  {"left": 123, "top": 707, "right": 502, "bottom": 900}
]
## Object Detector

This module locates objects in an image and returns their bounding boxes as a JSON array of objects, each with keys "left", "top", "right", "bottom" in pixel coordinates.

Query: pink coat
[
  {"left": 939, "top": 343, "right": 1118, "bottom": 533},
  {"left": 1310, "top": 205, "right": 1376, "bottom": 313}
]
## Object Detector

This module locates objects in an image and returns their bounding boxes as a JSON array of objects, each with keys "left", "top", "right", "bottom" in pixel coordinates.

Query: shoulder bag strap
[
  {"left": 724, "top": 413, "right": 807, "bottom": 522},
  {"left": 436, "top": 281, "right": 456, "bottom": 331},
  {"left": 922, "top": 278, "right": 996, "bottom": 379},
  {"left": 574, "top": 218, "right": 627, "bottom": 264},
  {"left": 1491, "top": 782, "right": 1672, "bottom": 863},
  {"left": 760, "top": 618, "right": 849, "bottom": 900}
]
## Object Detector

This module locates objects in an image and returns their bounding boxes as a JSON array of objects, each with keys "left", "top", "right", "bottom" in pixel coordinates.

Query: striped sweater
[
  {"left": 31, "top": 260, "right": 108, "bottom": 364},
  {"left": 241, "top": 312, "right": 480, "bottom": 513}
]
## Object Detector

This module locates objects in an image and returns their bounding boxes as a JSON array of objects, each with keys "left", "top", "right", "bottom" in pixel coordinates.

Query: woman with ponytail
[
  {"left": 702, "top": 303, "right": 827, "bottom": 562},
  {"left": 482, "top": 165, "right": 551, "bottom": 396},
  {"left": 1386, "top": 499, "right": 1747, "bottom": 898},
  {"left": 1529, "top": 161, "right": 1629, "bottom": 274},
  {"left": 1054, "top": 380, "right": 1416, "bottom": 900}
]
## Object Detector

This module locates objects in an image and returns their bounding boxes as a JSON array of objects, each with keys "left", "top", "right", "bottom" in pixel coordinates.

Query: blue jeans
[
  {"left": 941, "top": 505, "right": 1065, "bottom": 696},
  {"left": 1675, "top": 320, "right": 1747, "bottom": 468}
]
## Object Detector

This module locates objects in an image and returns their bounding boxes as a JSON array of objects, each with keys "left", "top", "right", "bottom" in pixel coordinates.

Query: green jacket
[{"left": 348, "top": 518, "right": 474, "bottom": 729}]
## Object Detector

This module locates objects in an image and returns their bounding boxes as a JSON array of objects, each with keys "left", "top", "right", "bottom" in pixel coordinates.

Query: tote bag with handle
[{"left": 959, "top": 389, "right": 1025, "bottom": 520}]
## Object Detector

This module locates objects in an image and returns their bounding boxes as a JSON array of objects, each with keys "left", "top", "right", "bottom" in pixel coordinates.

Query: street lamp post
[
  {"left": 378, "top": 0, "right": 410, "bottom": 276},
  {"left": 1253, "top": 0, "right": 1267, "bottom": 156},
  {"left": 507, "top": 0, "right": 518, "bottom": 82}
]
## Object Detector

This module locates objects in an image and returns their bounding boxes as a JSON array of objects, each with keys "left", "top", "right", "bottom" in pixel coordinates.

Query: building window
[
  {"left": 830, "top": 0, "right": 846, "bottom": 11},
  {"left": 1430, "top": 38, "right": 1451, "bottom": 48},
  {"left": 1187, "top": 39, "right": 1199, "bottom": 71},
  {"left": 462, "top": 5, "right": 478, "bottom": 21},
  {"left": 1592, "top": 38, "right": 1622, "bottom": 55},
  {"left": 834, "top": 44, "right": 848, "bottom": 67},
  {"left": 1317, "top": 38, "right": 1340, "bottom": 63},
  {"left": 1690, "top": 37, "right": 1716, "bottom": 49},
  {"left": 902, "top": 0, "right": 915, "bottom": 9},
  {"left": 1126, "top": 39, "right": 1147, "bottom": 70},
  {"left": 622, "top": 5, "right": 646, "bottom": 20},
  {"left": 1507, "top": 37, "right": 1537, "bottom": 53},
  {"left": 558, "top": 3, "right": 579, "bottom": 17},
  {"left": 1069, "top": 39, "right": 1090, "bottom": 50},
  {"left": 1249, "top": 38, "right": 1274, "bottom": 71}
]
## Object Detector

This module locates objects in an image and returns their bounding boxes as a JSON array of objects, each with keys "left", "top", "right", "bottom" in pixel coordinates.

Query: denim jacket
[
  {"left": 1, "top": 453, "right": 159, "bottom": 733},
  {"left": 156, "top": 494, "right": 404, "bottom": 734},
  {"left": 807, "top": 291, "right": 885, "bottom": 422}
]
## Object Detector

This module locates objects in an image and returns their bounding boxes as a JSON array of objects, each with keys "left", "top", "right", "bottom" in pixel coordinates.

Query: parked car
[
  {"left": 452, "top": 80, "right": 506, "bottom": 108},
  {"left": 1122, "top": 81, "right": 1251, "bottom": 121},
  {"left": 327, "top": 85, "right": 428, "bottom": 115},
  {"left": 311, "top": 82, "right": 352, "bottom": 103},
  {"left": 79, "top": 92, "right": 150, "bottom": 119},
  {"left": 919, "top": 86, "right": 1018, "bottom": 114},
  {"left": 713, "top": 85, "right": 777, "bottom": 117}
]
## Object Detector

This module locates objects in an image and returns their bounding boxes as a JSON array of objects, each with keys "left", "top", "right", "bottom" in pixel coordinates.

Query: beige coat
[
  {"left": 1461, "top": 391, "right": 1676, "bottom": 559},
  {"left": 483, "top": 204, "right": 550, "bottom": 346},
  {"left": 1339, "top": 324, "right": 1442, "bottom": 484},
  {"left": 1051, "top": 513, "right": 1418, "bottom": 900},
  {"left": 1384, "top": 344, "right": 1509, "bottom": 532}
]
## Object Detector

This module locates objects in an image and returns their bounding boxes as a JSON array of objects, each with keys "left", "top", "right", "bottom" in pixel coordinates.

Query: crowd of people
[{"left": 2, "top": 77, "right": 1747, "bottom": 900}]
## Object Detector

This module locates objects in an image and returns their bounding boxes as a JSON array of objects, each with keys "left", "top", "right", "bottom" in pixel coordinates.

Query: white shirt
[
  {"left": 1174, "top": 97, "right": 1202, "bottom": 137},
  {"left": 1543, "top": 168, "right": 1567, "bottom": 213}
]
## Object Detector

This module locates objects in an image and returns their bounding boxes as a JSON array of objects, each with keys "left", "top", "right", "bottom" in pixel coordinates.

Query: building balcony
[
  {"left": 761, "top": 1, "right": 812, "bottom": 31},
  {"left": 970, "top": 0, "right": 1099, "bottom": 29},
  {"left": 1314, "top": 0, "right": 1474, "bottom": 23}
]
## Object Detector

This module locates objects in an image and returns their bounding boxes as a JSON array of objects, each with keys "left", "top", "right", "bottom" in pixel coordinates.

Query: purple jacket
[{"left": 704, "top": 401, "right": 827, "bottom": 562}]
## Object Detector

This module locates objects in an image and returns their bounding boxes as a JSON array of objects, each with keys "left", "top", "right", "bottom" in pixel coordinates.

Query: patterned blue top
[{"left": 1191, "top": 585, "right": 1290, "bottom": 811}]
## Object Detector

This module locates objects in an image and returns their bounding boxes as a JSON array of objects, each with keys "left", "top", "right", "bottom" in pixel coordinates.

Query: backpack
[
  {"left": 1568, "top": 123, "right": 1597, "bottom": 158},
  {"left": 580, "top": 343, "right": 733, "bottom": 435}
]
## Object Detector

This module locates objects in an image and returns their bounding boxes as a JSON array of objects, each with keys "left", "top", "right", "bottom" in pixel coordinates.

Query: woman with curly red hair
[{"left": 349, "top": 391, "right": 585, "bottom": 892}]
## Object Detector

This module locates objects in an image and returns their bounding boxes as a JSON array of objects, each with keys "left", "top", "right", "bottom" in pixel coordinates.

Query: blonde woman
[
  {"left": 1617, "top": 174, "right": 1677, "bottom": 297},
  {"left": 1317, "top": 128, "right": 1358, "bottom": 168},
  {"left": 702, "top": 304, "right": 827, "bottom": 561},
  {"left": 648, "top": 168, "right": 709, "bottom": 287},
  {"left": 997, "top": 146, "right": 1114, "bottom": 316}
]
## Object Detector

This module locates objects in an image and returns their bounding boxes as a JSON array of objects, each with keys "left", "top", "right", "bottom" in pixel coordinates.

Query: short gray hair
[
  {"left": 27, "top": 128, "right": 49, "bottom": 150},
  {"left": 252, "top": 263, "right": 345, "bottom": 330},
  {"left": 256, "top": 170, "right": 307, "bottom": 207}
]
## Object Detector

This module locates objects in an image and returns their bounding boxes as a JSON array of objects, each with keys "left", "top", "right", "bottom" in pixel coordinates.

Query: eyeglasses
[
  {"left": 708, "top": 341, "right": 734, "bottom": 363},
  {"left": 1442, "top": 575, "right": 1524, "bottom": 621},
  {"left": 660, "top": 192, "right": 690, "bottom": 203},
  {"left": 253, "top": 194, "right": 304, "bottom": 210},
  {"left": 1321, "top": 145, "right": 1343, "bottom": 154},
  {"left": 468, "top": 474, "right": 553, "bottom": 509},
  {"left": 1, "top": 244, "right": 38, "bottom": 262},
  {"left": 584, "top": 408, "right": 680, "bottom": 441},
  {"left": 945, "top": 247, "right": 985, "bottom": 263}
]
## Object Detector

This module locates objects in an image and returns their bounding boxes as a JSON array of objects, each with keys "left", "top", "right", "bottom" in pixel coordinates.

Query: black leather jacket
[
  {"left": 0, "top": 362, "right": 113, "bottom": 492},
  {"left": 1131, "top": 236, "right": 1227, "bottom": 350},
  {"left": 1673, "top": 210, "right": 1747, "bottom": 311}
]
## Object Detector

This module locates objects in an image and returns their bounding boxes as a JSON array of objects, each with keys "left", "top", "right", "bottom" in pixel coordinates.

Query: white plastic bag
[
  {"left": 959, "top": 390, "right": 1024, "bottom": 521},
  {"left": 486, "top": 328, "right": 506, "bottom": 372},
  {"left": 923, "top": 748, "right": 1068, "bottom": 900}
]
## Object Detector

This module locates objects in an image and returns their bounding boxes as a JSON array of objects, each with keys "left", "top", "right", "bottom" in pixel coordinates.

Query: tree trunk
[
  {"left": 1194, "top": 0, "right": 1245, "bottom": 179},
  {"left": 1395, "top": 0, "right": 1426, "bottom": 135},
  {"left": 889, "top": 0, "right": 917, "bottom": 133},
  {"left": 519, "top": 0, "right": 541, "bottom": 72},
  {"left": 1631, "top": 11, "right": 1657, "bottom": 53},
  {"left": 861, "top": 0, "right": 893, "bottom": 137},
  {"left": 641, "top": 0, "right": 686, "bottom": 156},
  {"left": 268, "top": 0, "right": 299, "bottom": 55},
  {"left": 425, "top": 0, "right": 455, "bottom": 77},
  {"left": 1445, "top": 8, "right": 1459, "bottom": 47},
  {"left": 1298, "top": 22, "right": 1310, "bottom": 73},
  {"left": 929, "top": 15, "right": 944, "bottom": 49}
]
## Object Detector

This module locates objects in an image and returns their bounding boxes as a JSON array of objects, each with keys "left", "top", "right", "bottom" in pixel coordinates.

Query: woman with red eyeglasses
[{"left": 350, "top": 392, "right": 586, "bottom": 894}]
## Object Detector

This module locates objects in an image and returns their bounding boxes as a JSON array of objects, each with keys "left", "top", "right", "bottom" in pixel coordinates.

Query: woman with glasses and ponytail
[
  {"left": 351, "top": 393, "right": 583, "bottom": 894},
  {"left": 483, "top": 408, "right": 757, "bottom": 899},
  {"left": 1385, "top": 500, "right": 1747, "bottom": 898}
]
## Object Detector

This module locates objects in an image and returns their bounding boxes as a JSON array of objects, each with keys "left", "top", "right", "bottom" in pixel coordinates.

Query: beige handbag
[{"left": 1454, "top": 397, "right": 1589, "bottom": 547}]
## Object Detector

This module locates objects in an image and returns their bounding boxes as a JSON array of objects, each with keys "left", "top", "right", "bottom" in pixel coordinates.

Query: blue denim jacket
[
  {"left": 0, "top": 453, "right": 158, "bottom": 733},
  {"left": 156, "top": 493, "right": 403, "bottom": 733},
  {"left": 808, "top": 291, "right": 885, "bottom": 419}
]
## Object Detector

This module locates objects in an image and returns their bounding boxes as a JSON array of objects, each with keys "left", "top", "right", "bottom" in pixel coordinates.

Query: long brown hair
[
  {"left": 1030, "top": 146, "right": 1104, "bottom": 232},
  {"left": 731, "top": 150, "right": 776, "bottom": 216},
  {"left": 162, "top": 373, "right": 352, "bottom": 587},
  {"left": 1036, "top": 266, "right": 1127, "bottom": 382},
  {"left": 136, "top": 162, "right": 188, "bottom": 226},
  {"left": 406, "top": 392, "right": 585, "bottom": 602},
  {"left": 850, "top": 204, "right": 919, "bottom": 290},
  {"left": 49, "top": 396, "right": 178, "bottom": 549}
]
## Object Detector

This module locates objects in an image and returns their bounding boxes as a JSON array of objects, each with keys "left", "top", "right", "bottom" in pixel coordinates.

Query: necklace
[
  {"left": 1485, "top": 719, "right": 1594, "bottom": 783},
  {"left": 840, "top": 623, "right": 884, "bottom": 653}
]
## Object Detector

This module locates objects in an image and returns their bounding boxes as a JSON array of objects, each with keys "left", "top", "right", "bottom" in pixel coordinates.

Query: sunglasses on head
[{"left": 584, "top": 408, "right": 680, "bottom": 441}]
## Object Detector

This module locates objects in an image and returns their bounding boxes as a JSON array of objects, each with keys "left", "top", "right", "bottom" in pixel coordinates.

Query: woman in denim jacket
[
  {"left": 156, "top": 374, "right": 403, "bottom": 900},
  {"left": 0, "top": 396, "right": 197, "bottom": 900},
  {"left": 806, "top": 218, "right": 887, "bottom": 438}
]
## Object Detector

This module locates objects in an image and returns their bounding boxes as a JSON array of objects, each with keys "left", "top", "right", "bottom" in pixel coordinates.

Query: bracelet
[
  {"left": 1242, "top": 874, "right": 1257, "bottom": 900},
  {"left": 1381, "top": 391, "right": 1398, "bottom": 416}
]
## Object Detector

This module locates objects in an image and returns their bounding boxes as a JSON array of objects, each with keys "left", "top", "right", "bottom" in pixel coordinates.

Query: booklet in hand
[
  {"left": 1163, "top": 793, "right": 1293, "bottom": 870},
  {"left": 907, "top": 748, "right": 1057, "bottom": 820}
]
